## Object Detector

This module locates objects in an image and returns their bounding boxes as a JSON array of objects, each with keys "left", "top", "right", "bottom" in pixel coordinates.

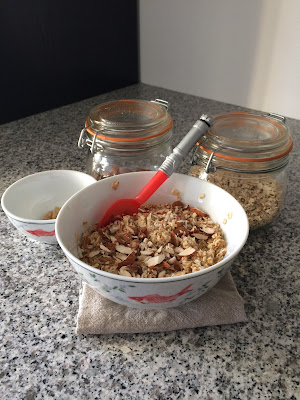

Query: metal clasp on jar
[
  {"left": 262, "top": 112, "right": 285, "bottom": 123},
  {"left": 191, "top": 139, "right": 217, "bottom": 174},
  {"left": 78, "top": 125, "right": 89, "bottom": 149},
  {"left": 78, "top": 126, "right": 104, "bottom": 155},
  {"left": 150, "top": 99, "right": 169, "bottom": 110}
]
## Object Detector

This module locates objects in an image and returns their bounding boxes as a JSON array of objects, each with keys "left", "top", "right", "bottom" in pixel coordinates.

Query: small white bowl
[
  {"left": 1, "top": 170, "right": 96, "bottom": 244},
  {"left": 56, "top": 172, "right": 249, "bottom": 309}
]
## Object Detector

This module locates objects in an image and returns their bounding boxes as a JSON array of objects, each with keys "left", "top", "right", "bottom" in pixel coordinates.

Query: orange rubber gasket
[
  {"left": 85, "top": 117, "right": 173, "bottom": 142},
  {"left": 213, "top": 112, "right": 285, "bottom": 131},
  {"left": 199, "top": 137, "right": 293, "bottom": 162}
]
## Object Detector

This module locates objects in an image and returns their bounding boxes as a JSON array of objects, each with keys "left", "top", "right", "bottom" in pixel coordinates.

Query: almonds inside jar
[{"left": 78, "top": 202, "right": 227, "bottom": 278}]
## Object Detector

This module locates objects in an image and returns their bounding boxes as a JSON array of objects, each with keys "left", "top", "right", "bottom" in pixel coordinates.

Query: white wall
[{"left": 139, "top": 0, "right": 300, "bottom": 119}]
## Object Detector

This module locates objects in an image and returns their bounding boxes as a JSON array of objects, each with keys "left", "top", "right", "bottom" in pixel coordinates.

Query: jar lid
[
  {"left": 198, "top": 112, "right": 293, "bottom": 163},
  {"left": 85, "top": 99, "right": 173, "bottom": 143}
]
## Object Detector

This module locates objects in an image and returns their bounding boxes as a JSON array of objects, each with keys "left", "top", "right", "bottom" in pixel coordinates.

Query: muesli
[
  {"left": 78, "top": 202, "right": 227, "bottom": 278},
  {"left": 43, "top": 206, "right": 61, "bottom": 220},
  {"left": 111, "top": 180, "right": 120, "bottom": 190},
  {"left": 189, "top": 166, "right": 283, "bottom": 230}
]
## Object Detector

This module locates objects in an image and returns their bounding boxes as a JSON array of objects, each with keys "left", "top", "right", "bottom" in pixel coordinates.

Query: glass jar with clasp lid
[
  {"left": 78, "top": 99, "right": 173, "bottom": 180},
  {"left": 189, "top": 112, "right": 293, "bottom": 230}
]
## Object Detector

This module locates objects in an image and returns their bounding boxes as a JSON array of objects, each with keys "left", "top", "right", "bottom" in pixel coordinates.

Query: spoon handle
[
  {"left": 159, "top": 114, "right": 213, "bottom": 177},
  {"left": 135, "top": 170, "right": 169, "bottom": 206},
  {"left": 135, "top": 115, "right": 213, "bottom": 206}
]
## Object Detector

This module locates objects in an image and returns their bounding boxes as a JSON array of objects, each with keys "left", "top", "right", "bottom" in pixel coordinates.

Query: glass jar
[
  {"left": 189, "top": 112, "right": 293, "bottom": 230},
  {"left": 78, "top": 99, "right": 173, "bottom": 180}
]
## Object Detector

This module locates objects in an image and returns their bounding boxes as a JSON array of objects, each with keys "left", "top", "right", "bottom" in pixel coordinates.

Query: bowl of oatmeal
[
  {"left": 56, "top": 171, "right": 249, "bottom": 309},
  {"left": 1, "top": 170, "right": 96, "bottom": 244}
]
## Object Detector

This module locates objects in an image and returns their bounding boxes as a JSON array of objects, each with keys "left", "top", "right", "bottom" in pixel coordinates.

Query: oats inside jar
[{"left": 78, "top": 202, "right": 227, "bottom": 278}]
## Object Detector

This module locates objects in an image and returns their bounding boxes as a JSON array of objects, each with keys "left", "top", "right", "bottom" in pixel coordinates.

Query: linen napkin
[{"left": 76, "top": 272, "right": 247, "bottom": 334}]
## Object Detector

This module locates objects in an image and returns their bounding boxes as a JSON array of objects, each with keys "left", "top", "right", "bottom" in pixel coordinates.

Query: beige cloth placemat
[{"left": 76, "top": 272, "right": 247, "bottom": 334}]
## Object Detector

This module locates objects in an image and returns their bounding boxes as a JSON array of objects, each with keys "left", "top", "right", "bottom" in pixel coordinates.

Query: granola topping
[
  {"left": 43, "top": 206, "right": 61, "bottom": 220},
  {"left": 171, "top": 189, "right": 181, "bottom": 201},
  {"left": 111, "top": 180, "right": 120, "bottom": 190},
  {"left": 78, "top": 202, "right": 227, "bottom": 278}
]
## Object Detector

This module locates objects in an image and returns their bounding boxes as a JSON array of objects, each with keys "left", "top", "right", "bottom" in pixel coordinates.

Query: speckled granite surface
[{"left": 0, "top": 84, "right": 299, "bottom": 400}]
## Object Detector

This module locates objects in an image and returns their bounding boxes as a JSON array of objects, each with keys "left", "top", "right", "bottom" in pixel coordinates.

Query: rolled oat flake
[{"left": 189, "top": 112, "right": 293, "bottom": 230}]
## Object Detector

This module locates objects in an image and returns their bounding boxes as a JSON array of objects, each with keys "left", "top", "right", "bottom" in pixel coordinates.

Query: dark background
[{"left": 0, "top": 0, "right": 139, "bottom": 125}]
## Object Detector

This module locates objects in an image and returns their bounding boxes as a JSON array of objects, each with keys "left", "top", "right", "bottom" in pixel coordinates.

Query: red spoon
[{"left": 99, "top": 114, "right": 213, "bottom": 228}]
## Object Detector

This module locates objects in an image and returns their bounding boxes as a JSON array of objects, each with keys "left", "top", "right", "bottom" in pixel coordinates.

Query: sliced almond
[
  {"left": 117, "top": 252, "right": 135, "bottom": 268},
  {"left": 88, "top": 250, "right": 101, "bottom": 258},
  {"left": 156, "top": 246, "right": 163, "bottom": 254},
  {"left": 114, "top": 253, "right": 128, "bottom": 261},
  {"left": 161, "top": 261, "right": 171, "bottom": 269},
  {"left": 175, "top": 246, "right": 184, "bottom": 253},
  {"left": 201, "top": 227, "right": 215, "bottom": 235},
  {"left": 168, "top": 256, "right": 177, "bottom": 264},
  {"left": 164, "top": 245, "right": 175, "bottom": 255},
  {"left": 127, "top": 226, "right": 136, "bottom": 235},
  {"left": 192, "top": 233, "right": 208, "bottom": 240},
  {"left": 170, "top": 232, "right": 179, "bottom": 247},
  {"left": 140, "top": 250, "right": 153, "bottom": 255},
  {"left": 145, "top": 254, "right": 165, "bottom": 267},
  {"left": 178, "top": 247, "right": 196, "bottom": 257},
  {"left": 190, "top": 207, "right": 207, "bottom": 217},
  {"left": 146, "top": 213, "right": 152, "bottom": 227},
  {"left": 115, "top": 244, "right": 133, "bottom": 254},
  {"left": 119, "top": 267, "right": 132, "bottom": 277},
  {"left": 100, "top": 244, "right": 112, "bottom": 253},
  {"left": 115, "top": 232, "right": 132, "bottom": 245},
  {"left": 109, "top": 225, "right": 119, "bottom": 234}
]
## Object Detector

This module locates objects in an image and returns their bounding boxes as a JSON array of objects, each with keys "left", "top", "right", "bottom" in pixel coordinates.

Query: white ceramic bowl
[
  {"left": 56, "top": 171, "right": 249, "bottom": 309},
  {"left": 1, "top": 170, "right": 96, "bottom": 244}
]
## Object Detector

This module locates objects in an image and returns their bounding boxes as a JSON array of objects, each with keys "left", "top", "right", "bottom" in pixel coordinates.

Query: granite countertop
[{"left": 0, "top": 84, "right": 299, "bottom": 400}]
